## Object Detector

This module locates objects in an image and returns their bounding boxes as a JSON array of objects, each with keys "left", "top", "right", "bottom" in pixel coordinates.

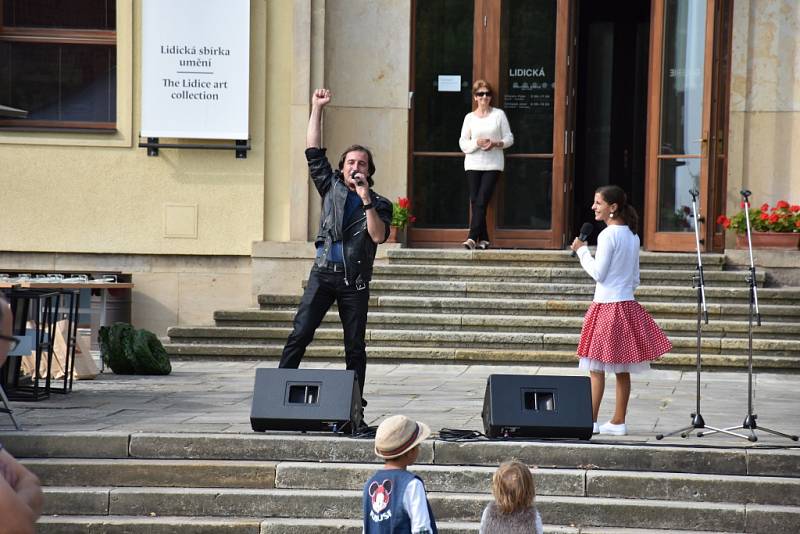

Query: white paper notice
[
  {"left": 438, "top": 75, "right": 461, "bottom": 92},
  {"left": 141, "top": 0, "right": 250, "bottom": 139}
]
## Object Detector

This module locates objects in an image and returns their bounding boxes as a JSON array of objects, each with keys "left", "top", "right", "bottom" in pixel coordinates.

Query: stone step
[
  {"left": 211, "top": 310, "right": 800, "bottom": 339},
  {"left": 256, "top": 295, "right": 800, "bottom": 322},
  {"left": 39, "top": 486, "right": 800, "bottom": 533},
  {"left": 34, "top": 516, "right": 751, "bottom": 534},
  {"left": 163, "top": 342, "right": 800, "bottom": 370},
  {"left": 7, "top": 432, "right": 799, "bottom": 476},
  {"left": 37, "top": 516, "right": 264, "bottom": 534},
  {"left": 386, "top": 249, "right": 728, "bottom": 271},
  {"left": 22, "top": 458, "right": 276, "bottom": 489},
  {"left": 166, "top": 326, "right": 800, "bottom": 357},
  {"left": 274, "top": 462, "right": 800, "bottom": 506},
  {"left": 23, "top": 459, "right": 800, "bottom": 507},
  {"left": 365, "top": 280, "right": 800, "bottom": 305},
  {"left": 372, "top": 265, "right": 765, "bottom": 288},
  {"left": 35, "top": 517, "right": 477, "bottom": 534}
]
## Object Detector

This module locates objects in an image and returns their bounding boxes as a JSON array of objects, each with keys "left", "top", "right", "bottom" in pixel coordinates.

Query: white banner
[{"left": 141, "top": 0, "right": 250, "bottom": 139}]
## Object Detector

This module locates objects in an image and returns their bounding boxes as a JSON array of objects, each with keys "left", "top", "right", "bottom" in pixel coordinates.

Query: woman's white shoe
[{"left": 599, "top": 421, "right": 627, "bottom": 436}]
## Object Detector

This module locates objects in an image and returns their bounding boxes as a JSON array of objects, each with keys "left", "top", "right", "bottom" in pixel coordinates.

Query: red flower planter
[
  {"left": 387, "top": 226, "right": 406, "bottom": 246},
  {"left": 735, "top": 232, "right": 800, "bottom": 250}
]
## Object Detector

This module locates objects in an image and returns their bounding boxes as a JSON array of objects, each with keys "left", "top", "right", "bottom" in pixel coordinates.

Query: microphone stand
[
  {"left": 656, "top": 189, "right": 745, "bottom": 440},
  {"left": 698, "top": 190, "right": 798, "bottom": 442}
]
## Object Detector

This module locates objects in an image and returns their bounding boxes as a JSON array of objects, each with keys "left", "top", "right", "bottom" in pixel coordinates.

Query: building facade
[{"left": 1, "top": 0, "right": 798, "bottom": 335}]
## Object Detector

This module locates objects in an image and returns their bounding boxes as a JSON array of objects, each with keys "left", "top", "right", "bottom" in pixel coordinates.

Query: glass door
[
  {"left": 644, "top": 0, "right": 728, "bottom": 251},
  {"left": 409, "top": 0, "right": 571, "bottom": 248},
  {"left": 408, "top": 0, "right": 475, "bottom": 247},
  {"left": 493, "top": 0, "right": 567, "bottom": 248}
]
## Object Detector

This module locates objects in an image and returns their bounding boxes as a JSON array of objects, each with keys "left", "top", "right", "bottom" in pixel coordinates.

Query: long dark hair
[
  {"left": 597, "top": 185, "right": 638, "bottom": 234},
  {"left": 337, "top": 144, "right": 376, "bottom": 187}
]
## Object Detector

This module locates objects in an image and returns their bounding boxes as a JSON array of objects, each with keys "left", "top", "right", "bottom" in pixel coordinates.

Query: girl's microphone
[{"left": 570, "top": 222, "right": 595, "bottom": 257}]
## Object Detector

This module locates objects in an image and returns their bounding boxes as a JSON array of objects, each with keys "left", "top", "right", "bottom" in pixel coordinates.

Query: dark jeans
[
  {"left": 279, "top": 266, "right": 370, "bottom": 402},
  {"left": 466, "top": 170, "right": 500, "bottom": 242}
]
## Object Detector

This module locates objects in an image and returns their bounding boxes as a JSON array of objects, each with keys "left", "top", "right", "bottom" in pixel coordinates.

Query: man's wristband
[{"left": 362, "top": 203, "right": 374, "bottom": 210}]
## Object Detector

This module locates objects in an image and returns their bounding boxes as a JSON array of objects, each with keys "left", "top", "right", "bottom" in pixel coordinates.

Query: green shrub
[{"left": 99, "top": 322, "right": 172, "bottom": 375}]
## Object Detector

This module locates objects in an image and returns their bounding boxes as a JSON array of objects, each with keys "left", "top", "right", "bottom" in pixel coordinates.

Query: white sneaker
[
  {"left": 462, "top": 238, "right": 476, "bottom": 250},
  {"left": 592, "top": 422, "right": 599, "bottom": 434},
  {"left": 599, "top": 421, "right": 627, "bottom": 436}
]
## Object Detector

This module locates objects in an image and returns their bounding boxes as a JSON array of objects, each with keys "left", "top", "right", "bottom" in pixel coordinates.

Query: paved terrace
[{"left": 2, "top": 360, "right": 798, "bottom": 448}]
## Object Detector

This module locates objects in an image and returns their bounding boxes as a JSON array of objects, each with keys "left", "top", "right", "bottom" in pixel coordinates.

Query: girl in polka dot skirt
[{"left": 570, "top": 185, "right": 672, "bottom": 436}]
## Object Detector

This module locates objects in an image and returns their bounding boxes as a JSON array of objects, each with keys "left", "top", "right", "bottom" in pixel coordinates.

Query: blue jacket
[{"left": 363, "top": 469, "right": 438, "bottom": 534}]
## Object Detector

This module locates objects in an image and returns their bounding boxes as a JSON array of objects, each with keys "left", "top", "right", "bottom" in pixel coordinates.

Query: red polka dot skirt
[{"left": 577, "top": 300, "right": 672, "bottom": 369}]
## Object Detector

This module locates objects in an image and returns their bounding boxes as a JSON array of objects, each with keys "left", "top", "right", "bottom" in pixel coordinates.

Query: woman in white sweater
[
  {"left": 570, "top": 185, "right": 671, "bottom": 436},
  {"left": 458, "top": 80, "right": 514, "bottom": 250}
]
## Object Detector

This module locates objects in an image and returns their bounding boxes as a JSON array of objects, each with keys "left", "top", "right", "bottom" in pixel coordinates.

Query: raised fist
[{"left": 312, "top": 88, "right": 332, "bottom": 107}]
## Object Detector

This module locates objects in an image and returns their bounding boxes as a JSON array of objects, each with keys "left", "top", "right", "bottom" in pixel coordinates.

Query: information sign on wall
[{"left": 141, "top": 0, "right": 250, "bottom": 139}]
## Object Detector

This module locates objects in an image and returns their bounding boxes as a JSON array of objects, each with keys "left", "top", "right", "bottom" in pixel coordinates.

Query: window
[{"left": 0, "top": 0, "right": 116, "bottom": 130}]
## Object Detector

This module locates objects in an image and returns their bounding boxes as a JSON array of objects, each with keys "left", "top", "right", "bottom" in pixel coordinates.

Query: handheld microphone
[
  {"left": 350, "top": 170, "right": 365, "bottom": 187},
  {"left": 570, "top": 222, "right": 594, "bottom": 258}
]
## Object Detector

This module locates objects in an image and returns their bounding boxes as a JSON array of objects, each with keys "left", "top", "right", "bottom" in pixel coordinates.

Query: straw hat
[{"left": 374, "top": 415, "right": 431, "bottom": 459}]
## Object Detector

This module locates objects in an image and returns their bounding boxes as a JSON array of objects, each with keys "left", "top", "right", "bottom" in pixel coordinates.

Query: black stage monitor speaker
[
  {"left": 250, "top": 368, "right": 362, "bottom": 433},
  {"left": 482, "top": 374, "right": 593, "bottom": 440}
]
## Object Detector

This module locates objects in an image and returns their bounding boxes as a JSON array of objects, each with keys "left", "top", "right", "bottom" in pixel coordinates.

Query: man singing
[{"left": 278, "top": 88, "right": 393, "bottom": 414}]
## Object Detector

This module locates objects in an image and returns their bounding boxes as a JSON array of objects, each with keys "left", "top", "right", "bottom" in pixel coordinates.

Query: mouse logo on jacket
[{"left": 368, "top": 479, "right": 393, "bottom": 514}]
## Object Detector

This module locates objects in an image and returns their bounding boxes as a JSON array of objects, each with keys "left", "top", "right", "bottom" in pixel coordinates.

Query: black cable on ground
[
  {"left": 348, "top": 425, "right": 377, "bottom": 439},
  {"left": 438, "top": 428, "right": 488, "bottom": 441}
]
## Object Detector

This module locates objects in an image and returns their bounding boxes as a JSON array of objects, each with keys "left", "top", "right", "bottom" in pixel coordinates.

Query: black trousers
[
  {"left": 466, "top": 170, "right": 500, "bottom": 242},
  {"left": 279, "top": 266, "right": 370, "bottom": 402}
]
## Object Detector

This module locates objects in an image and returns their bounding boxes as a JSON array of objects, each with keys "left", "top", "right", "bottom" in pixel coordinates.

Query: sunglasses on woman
[
  {"left": 0, "top": 334, "right": 19, "bottom": 351},
  {"left": 475, "top": 92, "right": 491, "bottom": 97}
]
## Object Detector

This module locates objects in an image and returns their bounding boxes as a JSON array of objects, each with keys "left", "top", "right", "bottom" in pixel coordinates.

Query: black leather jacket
[{"left": 306, "top": 147, "right": 392, "bottom": 286}]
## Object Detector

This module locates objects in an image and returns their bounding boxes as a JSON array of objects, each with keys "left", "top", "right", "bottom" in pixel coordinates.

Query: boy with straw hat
[{"left": 362, "top": 415, "right": 438, "bottom": 533}]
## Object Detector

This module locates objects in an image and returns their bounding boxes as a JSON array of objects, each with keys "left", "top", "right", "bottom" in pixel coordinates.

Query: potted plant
[
  {"left": 717, "top": 200, "right": 800, "bottom": 249},
  {"left": 389, "top": 197, "right": 416, "bottom": 244}
]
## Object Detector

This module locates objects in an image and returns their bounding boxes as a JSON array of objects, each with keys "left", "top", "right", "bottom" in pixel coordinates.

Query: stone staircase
[
  {"left": 3, "top": 431, "right": 797, "bottom": 533},
  {"left": 165, "top": 249, "right": 800, "bottom": 370}
]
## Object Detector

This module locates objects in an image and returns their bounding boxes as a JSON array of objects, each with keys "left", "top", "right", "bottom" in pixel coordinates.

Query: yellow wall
[
  {"left": 1, "top": 0, "right": 797, "bottom": 333},
  {"left": 728, "top": 0, "right": 800, "bottom": 216},
  {"left": 3, "top": 0, "right": 797, "bottom": 260},
  {"left": 0, "top": 0, "right": 266, "bottom": 257},
  {"left": 251, "top": 0, "right": 411, "bottom": 299},
  {"left": 263, "top": 0, "right": 297, "bottom": 243},
  {"left": 319, "top": 0, "right": 411, "bottom": 216}
]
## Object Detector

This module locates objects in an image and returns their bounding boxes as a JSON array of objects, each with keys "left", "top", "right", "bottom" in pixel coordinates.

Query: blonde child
[{"left": 479, "top": 461, "right": 543, "bottom": 534}]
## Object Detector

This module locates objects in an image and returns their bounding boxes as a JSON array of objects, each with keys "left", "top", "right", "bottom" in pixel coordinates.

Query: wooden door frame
[
  {"left": 407, "top": 0, "right": 570, "bottom": 249},
  {"left": 486, "top": 0, "right": 570, "bottom": 249},
  {"left": 406, "top": 0, "right": 474, "bottom": 248},
  {"left": 644, "top": 0, "right": 730, "bottom": 252},
  {"left": 562, "top": 0, "right": 579, "bottom": 243},
  {"left": 708, "top": 0, "right": 734, "bottom": 252}
]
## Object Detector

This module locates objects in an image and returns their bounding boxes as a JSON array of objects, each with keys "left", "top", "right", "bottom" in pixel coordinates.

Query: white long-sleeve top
[
  {"left": 459, "top": 107, "right": 514, "bottom": 171},
  {"left": 576, "top": 224, "right": 640, "bottom": 303}
]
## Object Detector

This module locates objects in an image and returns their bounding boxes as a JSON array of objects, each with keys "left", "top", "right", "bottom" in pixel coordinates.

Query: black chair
[{"left": 2, "top": 290, "right": 59, "bottom": 401}]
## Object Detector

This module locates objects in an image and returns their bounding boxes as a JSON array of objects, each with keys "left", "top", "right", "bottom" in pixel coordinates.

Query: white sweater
[
  {"left": 576, "top": 224, "right": 640, "bottom": 303},
  {"left": 459, "top": 107, "right": 514, "bottom": 171}
]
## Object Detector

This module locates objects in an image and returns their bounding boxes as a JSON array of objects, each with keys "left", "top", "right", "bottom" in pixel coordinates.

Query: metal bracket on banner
[{"left": 138, "top": 137, "right": 251, "bottom": 159}]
